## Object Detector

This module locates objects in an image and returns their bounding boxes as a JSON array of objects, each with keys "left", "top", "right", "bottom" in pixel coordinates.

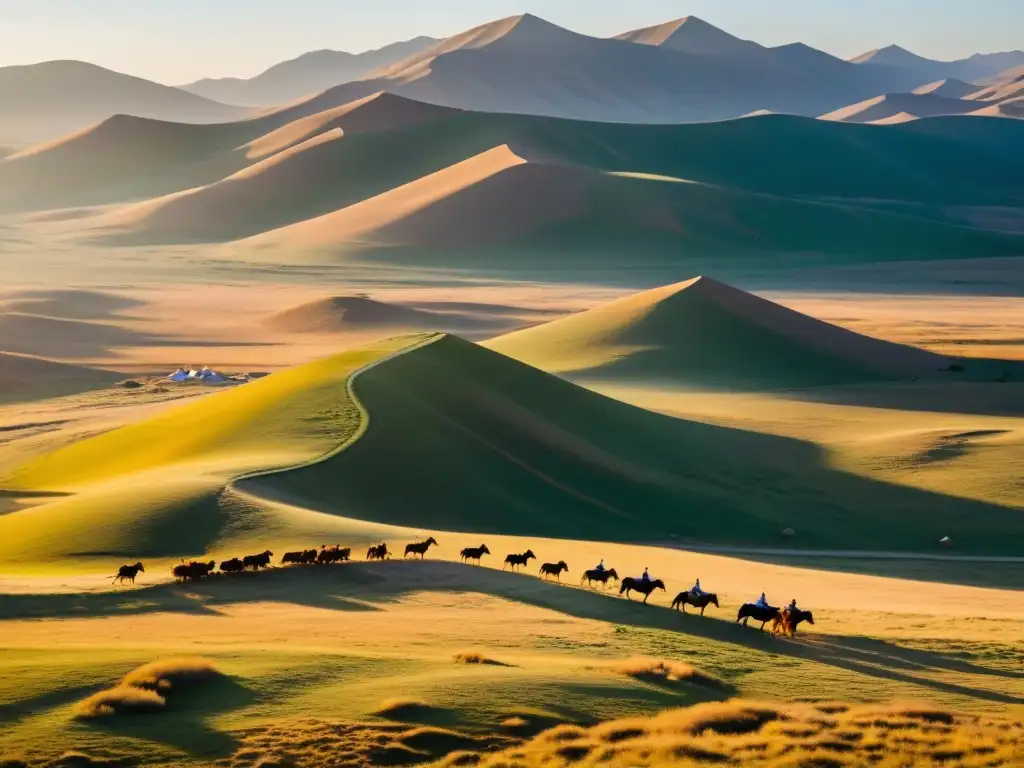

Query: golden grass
[
  {"left": 119, "top": 655, "right": 220, "bottom": 691},
  {"left": 436, "top": 698, "right": 1024, "bottom": 768},
  {"left": 376, "top": 697, "right": 435, "bottom": 719},
  {"left": 74, "top": 685, "right": 166, "bottom": 719},
  {"left": 608, "top": 657, "right": 724, "bottom": 689},
  {"left": 73, "top": 656, "right": 221, "bottom": 720}
]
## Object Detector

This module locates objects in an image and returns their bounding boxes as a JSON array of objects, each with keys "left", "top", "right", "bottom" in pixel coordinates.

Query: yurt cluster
[{"left": 166, "top": 367, "right": 267, "bottom": 385}]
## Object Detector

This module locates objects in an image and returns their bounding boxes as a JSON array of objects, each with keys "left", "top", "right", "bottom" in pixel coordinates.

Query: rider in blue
[
  {"left": 641, "top": 567, "right": 651, "bottom": 583},
  {"left": 755, "top": 592, "right": 770, "bottom": 609},
  {"left": 690, "top": 578, "right": 705, "bottom": 597},
  {"left": 595, "top": 559, "right": 605, "bottom": 573}
]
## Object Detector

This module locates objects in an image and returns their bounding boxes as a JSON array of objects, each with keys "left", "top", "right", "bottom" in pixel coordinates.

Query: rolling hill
[
  {"left": 265, "top": 296, "right": 456, "bottom": 333},
  {"left": 613, "top": 16, "right": 767, "bottom": 58},
  {"left": 483, "top": 277, "right": 948, "bottom": 387},
  {"left": 912, "top": 78, "right": 981, "bottom": 98},
  {"left": 3, "top": 333, "right": 1020, "bottom": 565},
  {"left": 0, "top": 60, "right": 246, "bottom": 143},
  {"left": 0, "top": 352, "right": 121, "bottom": 403},
  {"left": 819, "top": 93, "right": 982, "bottom": 123},
  {"left": 850, "top": 45, "right": 1024, "bottom": 84}
]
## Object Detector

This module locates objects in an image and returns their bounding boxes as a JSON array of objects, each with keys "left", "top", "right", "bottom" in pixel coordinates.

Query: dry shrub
[
  {"left": 610, "top": 656, "right": 723, "bottom": 688},
  {"left": 654, "top": 700, "right": 784, "bottom": 736},
  {"left": 74, "top": 656, "right": 223, "bottom": 721},
  {"left": 500, "top": 717, "right": 529, "bottom": 730},
  {"left": 46, "top": 754, "right": 130, "bottom": 768},
  {"left": 74, "top": 686, "right": 166, "bottom": 719},
  {"left": 120, "top": 656, "right": 220, "bottom": 692},
  {"left": 376, "top": 698, "right": 433, "bottom": 719},
  {"left": 453, "top": 650, "right": 509, "bottom": 667}
]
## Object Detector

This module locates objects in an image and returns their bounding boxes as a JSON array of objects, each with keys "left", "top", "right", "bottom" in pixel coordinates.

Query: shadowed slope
[
  {"left": 820, "top": 93, "right": 981, "bottom": 123},
  {"left": 613, "top": 17, "right": 766, "bottom": 58},
  {"left": 247, "top": 335, "right": 1023, "bottom": 554},
  {"left": 484, "top": 278, "right": 948, "bottom": 387},
  {"left": 266, "top": 297, "right": 454, "bottom": 333},
  {"left": 913, "top": 79, "right": 982, "bottom": 98},
  {"left": 0, "top": 352, "right": 121, "bottom": 403}
]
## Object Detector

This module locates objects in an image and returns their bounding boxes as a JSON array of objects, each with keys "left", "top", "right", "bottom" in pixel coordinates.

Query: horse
[
  {"left": 670, "top": 591, "right": 720, "bottom": 616},
  {"left": 219, "top": 557, "right": 245, "bottom": 574},
  {"left": 772, "top": 608, "right": 815, "bottom": 638},
  {"left": 111, "top": 562, "right": 145, "bottom": 585},
  {"left": 281, "top": 551, "right": 305, "bottom": 565},
  {"left": 367, "top": 543, "right": 390, "bottom": 561},
  {"left": 619, "top": 577, "right": 666, "bottom": 603},
  {"left": 736, "top": 603, "right": 781, "bottom": 632},
  {"left": 540, "top": 561, "right": 569, "bottom": 581},
  {"left": 405, "top": 537, "right": 438, "bottom": 559},
  {"left": 581, "top": 567, "right": 619, "bottom": 588},
  {"left": 243, "top": 550, "right": 273, "bottom": 570},
  {"left": 503, "top": 549, "right": 535, "bottom": 571},
  {"left": 461, "top": 544, "right": 490, "bottom": 564},
  {"left": 173, "top": 560, "right": 215, "bottom": 582},
  {"left": 318, "top": 546, "right": 350, "bottom": 564}
]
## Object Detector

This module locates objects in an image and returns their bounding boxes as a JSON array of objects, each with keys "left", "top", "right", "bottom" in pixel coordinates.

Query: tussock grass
[
  {"left": 431, "top": 698, "right": 1024, "bottom": 768},
  {"left": 609, "top": 657, "right": 724, "bottom": 689},
  {"left": 376, "top": 697, "right": 434, "bottom": 719},
  {"left": 74, "top": 686, "right": 166, "bottom": 719},
  {"left": 73, "top": 656, "right": 223, "bottom": 720},
  {"left": 119, "top": 655, "right": 219, "bottom": 692},
  {"left": 453, "top": 650, "right": 509, "bottom": 666}
]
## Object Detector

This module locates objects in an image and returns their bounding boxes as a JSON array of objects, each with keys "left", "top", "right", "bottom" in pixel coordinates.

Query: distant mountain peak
[{"left": 614, "top": 15, "right": 764, "bottom": 56}]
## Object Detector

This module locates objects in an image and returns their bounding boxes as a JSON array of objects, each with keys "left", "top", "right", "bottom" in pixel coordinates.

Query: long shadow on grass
[{"left": 3, "top": 561, "right": 1019, "bottom": 707}]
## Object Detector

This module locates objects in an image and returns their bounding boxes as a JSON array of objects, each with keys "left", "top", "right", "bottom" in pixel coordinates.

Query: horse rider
[
  {"left": 594, "top": 559, "right": 605, "bottom": 573},
  {"left": 755, "top": 592, "right": 770, "bottom": 609},
  {"left": 690, "top": 578, "right": 705, "bottom": 597},
  {"left": 641, "top": 567, "right": 651, "bottom": 583},
  {"left": 787, "top": 598, "right": 799, "bottom": 613}
]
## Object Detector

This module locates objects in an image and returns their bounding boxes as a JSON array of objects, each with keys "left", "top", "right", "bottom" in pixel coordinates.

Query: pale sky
[{"left": 0, "top": 0, "right": 1021, "bottom": 84}]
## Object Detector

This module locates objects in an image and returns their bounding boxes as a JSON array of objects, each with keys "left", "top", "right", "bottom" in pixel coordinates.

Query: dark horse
[
  {"left": 405, "top": 537, "right": 438, "bottom": 559},
  {"left": 503, "top": 549, "right": 536, "bottom": 571},
  {"left": 736, "top": 603, "right": 781, "bottom": 632},
  {"left": 581, "top": 567, "right": 619, "bottom": 588},
  {"left": 367, "top": 543, "right": 390, "bottom": 561},
  {"left": 111, "top": 562, "right": 145, "bottom": 585},
  {"left": 670, "top": 591, "right": 720, "bottom": 616},
  {"left": 540, "top": 561, "right": 569, "bottom": 581},
  {"left": 619, "top": 577, "right": 665, "bottom": 603},
  {"left": 772, "top": 608, "right": 815, "bottom": 638},
  {"left": 460, "top": 544, "right": 490, "bottom": 564}
]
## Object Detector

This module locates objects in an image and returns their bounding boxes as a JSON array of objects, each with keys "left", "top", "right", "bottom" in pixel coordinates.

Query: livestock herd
[{"left": 110, "top": 538, "right": 815, "bottom": 638}]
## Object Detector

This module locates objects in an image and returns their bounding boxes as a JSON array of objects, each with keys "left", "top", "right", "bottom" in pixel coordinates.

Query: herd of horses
[{"left": 110, "top": 538, "right": 815, "bottom": 638}]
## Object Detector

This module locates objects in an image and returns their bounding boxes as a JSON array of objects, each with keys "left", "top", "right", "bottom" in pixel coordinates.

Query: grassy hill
[
  {"left": 484, "top": 277, "right": 948, "bottom": 387},
  {"left": 0, "top": 335, "right": 428, "bottom": 565},
  {"left": 247, "top": 335, "right": 1023, "bottom": 554}
]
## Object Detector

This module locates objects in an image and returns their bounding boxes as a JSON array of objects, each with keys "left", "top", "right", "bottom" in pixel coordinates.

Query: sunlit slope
[
  {"left": 0, "top": 335, "right": 429, "bottom": 564},
  {"left": 484, "top": 278, "right": 947, "bottom": 387},
  {"left": 247, "top": 335, "right": 1023, "bottom": 554}
]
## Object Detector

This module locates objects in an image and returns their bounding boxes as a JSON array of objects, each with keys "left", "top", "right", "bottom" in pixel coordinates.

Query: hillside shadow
[
  {"left": 3, "top": 562, "right": 1018, "bottom": 708},
  {"left": 784, "top": 378, "right": 1024, "bottom": 417}
]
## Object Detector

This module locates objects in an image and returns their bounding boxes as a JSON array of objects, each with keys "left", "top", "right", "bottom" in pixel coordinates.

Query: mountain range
[{"left": 4, "top": 13, "right": 1021, "bottom": 144}]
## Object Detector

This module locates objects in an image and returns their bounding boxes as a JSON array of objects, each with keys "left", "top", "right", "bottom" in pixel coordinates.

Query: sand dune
[
  {"left": 820, "top": 93, "right": 980, "bottom": 123},
  {"left": 265, "top": 296, "right": 454, "bottom": 333},
  {"left": 180, "top": 37, "right": 439, "bottom": 106},
  {"left": 0, "top": 60, "right": 246, "bottom": 144},
  {"left": 969, "top": 96, "right": 1024, "bottom": 118},
  {"left": 0, "top": 289, "right": 140, "bottom": 320},
  {"left": 484, "top": 277, "right": 948, "bottom": 388},
  {"left": 967, "top": 70, "right": 1024, "bottom": 103},
  {"left": 1, "top": 92, "right": 459, "bottom": 214},
  {"left": 0, "top": 352, "right": 120, "bottom": 403},
  {"left": 912, "top": 78, "right": 981, "bottom": 98}
]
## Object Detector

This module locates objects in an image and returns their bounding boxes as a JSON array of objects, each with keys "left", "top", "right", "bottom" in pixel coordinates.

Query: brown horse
[
  {"left": 736, "top": 603, "right": 781, "bottom": 632},
  {"left": 460, "top": 544, "right": 490, "bottom": 564},
  {"left": 367, "top": 543, "right": 390, "bottom": 561},
  {"left": 619, "top": 577, "right": 666, "bottom": 603},
  {"left": 503, "top": 549, "right": 536, "bottom": 571},
  {"left": 405, "top": 537, "right": 438, "bottom": 559},
  {"left": 670, "top": 591, "right": 719, "bottom": 616},
  {"left": 540, "top": 561, "right": 569, "bottom": 581},
  {"left": 173, "top": 560, "right": 215, "bottom": 582},
  {"left": 111, "top": 562, "right": 145, "bottom": 585},
  {"left": 772, "top": 608, "right": 815, "bottom": 638},
  {"left": 581, "top": 567, "right": 619, "bottom": 588}
]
